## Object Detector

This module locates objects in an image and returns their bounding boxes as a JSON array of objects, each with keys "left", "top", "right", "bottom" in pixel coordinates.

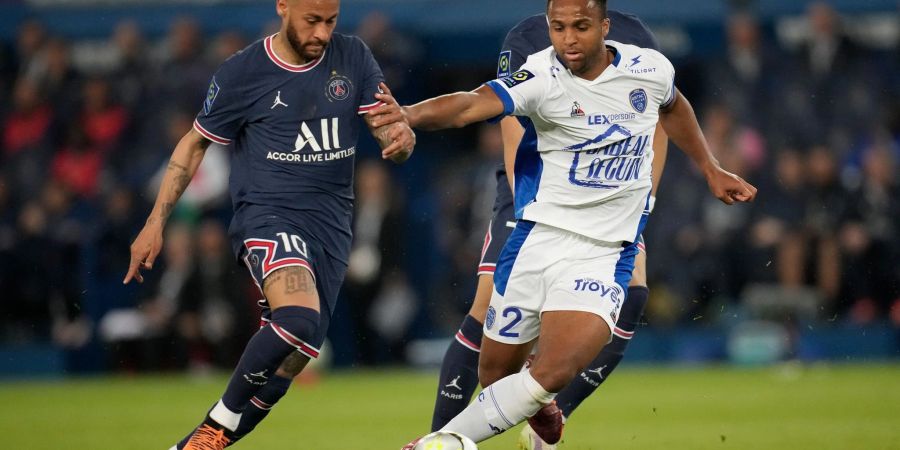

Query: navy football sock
[
  {"left": 431, "top": 314, "right": 483, "bottom": 431},
  {"left": 216, "top": 306, "right": 319, "bottom": 427},
  {"left": 556, "top": 286, "right": 649, "bottom": 419},
  {"left": 226, "top": 374, "right": 293, "bottom": 446}
]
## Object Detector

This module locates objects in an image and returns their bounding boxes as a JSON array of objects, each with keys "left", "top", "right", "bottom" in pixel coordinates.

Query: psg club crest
[
  {"left": 326, "top": 71, "right": 352, "bottom": 102},
  {"left": 629, "top": 88, "right": 648, "bottom": 113}
]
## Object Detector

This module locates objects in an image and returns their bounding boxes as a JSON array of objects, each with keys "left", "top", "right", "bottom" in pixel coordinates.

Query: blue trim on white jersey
[
  {"left": 513, "top": 121, "right": 541, "bottom": 219},
  {"left": 486, "top": 80, "right": 515, "bottom": 117},
  {"left": 613, "top": 195, "right": 651, "bottom": 295},
  {"left": 494, "top": 220, "right": 537, "bottom": 296}
]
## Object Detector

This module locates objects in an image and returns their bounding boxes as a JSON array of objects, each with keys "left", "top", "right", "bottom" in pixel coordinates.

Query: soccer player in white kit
[{"left": 375, "top": 0, "right": 757, "bottom": 445}]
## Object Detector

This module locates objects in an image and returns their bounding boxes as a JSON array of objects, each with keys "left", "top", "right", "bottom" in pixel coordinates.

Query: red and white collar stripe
[{"left": 265, "top": 34, "right": 325, "bottom": 73}]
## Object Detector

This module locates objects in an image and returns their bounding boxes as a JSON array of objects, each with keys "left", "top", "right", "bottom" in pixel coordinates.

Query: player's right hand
[
  {"left": 705, "top": 165, "right": 757, "bottom": 205},
  {"left": 124, "top": 220, "right": 164, "bottom": 284},
  {"left": 370, "top": 83, "right": 407, "bottom": 129}
]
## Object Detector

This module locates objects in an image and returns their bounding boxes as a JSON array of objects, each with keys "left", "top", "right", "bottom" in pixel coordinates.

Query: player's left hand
[
  {"left": 381, "top": 122, "right": 416, "bottom": 163},
  {"left": 704, "top": 165, "right": 757, "bottom": 205}
]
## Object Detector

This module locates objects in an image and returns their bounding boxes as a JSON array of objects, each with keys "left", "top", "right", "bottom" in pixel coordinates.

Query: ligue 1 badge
[
  {"left": 326, "top": 71, "right": 352, "bottom": 102},
  {"left": 629, "top": 88, "right": 648, "bottom": 113}
]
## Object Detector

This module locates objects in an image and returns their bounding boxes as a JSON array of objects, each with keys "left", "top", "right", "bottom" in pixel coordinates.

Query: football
[{"left": 413, "top": 431, "right": 478, "bottom": 450}]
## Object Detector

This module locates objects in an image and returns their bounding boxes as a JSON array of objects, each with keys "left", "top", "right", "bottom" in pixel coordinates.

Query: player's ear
[
  {"left": 601, "top": 17, "right": 610, "bottom": 38},
  {"left": 275, "top": 0, "right": 289, "bottom": 18}
]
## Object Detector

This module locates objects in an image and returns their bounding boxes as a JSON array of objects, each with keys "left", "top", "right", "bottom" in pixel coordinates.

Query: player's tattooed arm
[
  {"left": 124, "top": 129, "right": 211, "bottom": 284},
  {"left": 365, "top": 83, "right": 416, "bottom": 163}
]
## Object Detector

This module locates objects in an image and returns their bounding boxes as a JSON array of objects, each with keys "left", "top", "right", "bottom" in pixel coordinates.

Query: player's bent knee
[{"left": 268, "top": 306, "right": 320, "bottom": 360}]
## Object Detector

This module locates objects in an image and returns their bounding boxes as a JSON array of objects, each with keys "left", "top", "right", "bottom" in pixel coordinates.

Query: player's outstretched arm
[
  {"left": 659, "top": 90, "right": 757, "bottom": 205},
  {"left": 374, "top": 85, "right": 506, "bottom": 132},
  {"left": 365, "top": 83, "right": 416, "bottom": 163},
  {"left": 124, "top": 129, "right": 210, "bottom": 284}
]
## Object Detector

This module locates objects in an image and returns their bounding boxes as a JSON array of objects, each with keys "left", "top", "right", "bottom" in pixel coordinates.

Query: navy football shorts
[
  {"left": 234, "top": 221, "right": 347, "bottom": 358},
  {"left": 478, "top": 171, "right": 517, "bottom": 276}
]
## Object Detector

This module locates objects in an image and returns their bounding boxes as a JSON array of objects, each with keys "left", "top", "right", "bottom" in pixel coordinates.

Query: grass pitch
[{"left": 2, "top": 364, "right": 898, "bottom": 449}]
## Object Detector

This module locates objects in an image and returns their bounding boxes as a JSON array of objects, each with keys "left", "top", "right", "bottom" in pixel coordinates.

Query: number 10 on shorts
[{"left": 277, "top": 232, "right": 308, "bottom": 257}]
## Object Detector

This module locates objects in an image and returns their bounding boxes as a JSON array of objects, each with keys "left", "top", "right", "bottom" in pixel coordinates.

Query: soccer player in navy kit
[
  {"left": 429, "top": 9, "right": 671, "bottom": 448},
  {"left": 123, "top": 1, "right": 414, "bottom": 449}
]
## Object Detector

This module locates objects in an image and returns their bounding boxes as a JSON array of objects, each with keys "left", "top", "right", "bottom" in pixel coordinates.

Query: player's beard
[{"left": 286, "top": 22, "right": 328, "bottom": 62}]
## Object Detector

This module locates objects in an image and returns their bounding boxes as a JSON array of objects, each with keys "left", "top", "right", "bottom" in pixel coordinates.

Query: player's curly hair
[{"left": 546, "top": 0, "right": 608, "bottom": 19}]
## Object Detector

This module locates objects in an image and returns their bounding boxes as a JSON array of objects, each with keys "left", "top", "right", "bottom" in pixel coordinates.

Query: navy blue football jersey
[
  {"left": 493, "top": 11, "right": 660, "bottom": 217},
  {"left": 194, "top": 33, "right": 384, "bottom": 263}
]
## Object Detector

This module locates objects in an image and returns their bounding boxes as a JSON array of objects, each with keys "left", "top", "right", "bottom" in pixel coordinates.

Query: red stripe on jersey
[
  {"left": 193, "top": 119, "right": 231, "bottom": 145},
  {"left": 357, "top": 101, "right": 385, "bottom": 114},
  {"left": 264, "top": 34, "right": 325, "bottom": 73}
]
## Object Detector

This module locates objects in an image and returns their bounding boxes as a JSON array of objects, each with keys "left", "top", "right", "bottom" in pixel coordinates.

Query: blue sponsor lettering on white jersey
[{"left": 485, "top": 41, "right": 674, "bottom": 243}]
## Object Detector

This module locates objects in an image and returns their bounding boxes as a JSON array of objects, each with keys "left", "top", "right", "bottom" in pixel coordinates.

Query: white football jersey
[{"left": 486, "top": 40, "right": 675, "bottom": 244}]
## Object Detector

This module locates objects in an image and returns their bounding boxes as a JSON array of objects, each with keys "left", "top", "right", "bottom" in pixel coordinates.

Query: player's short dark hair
[{"left": 547, "top": 0, "right": 608, "bottom": 19}]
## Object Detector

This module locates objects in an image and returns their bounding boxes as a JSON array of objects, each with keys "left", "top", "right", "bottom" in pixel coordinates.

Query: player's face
[
  {"left": 547, "top": 0, "right": 610, "bottom": 75},
  {"left": 279, "top": 0, "right": 339, "bottom": 61}
]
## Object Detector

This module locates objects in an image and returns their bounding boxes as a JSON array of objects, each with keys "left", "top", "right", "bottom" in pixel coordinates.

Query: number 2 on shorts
[{"left": 499, "top": 307, "right": 522, "bottom": 338}]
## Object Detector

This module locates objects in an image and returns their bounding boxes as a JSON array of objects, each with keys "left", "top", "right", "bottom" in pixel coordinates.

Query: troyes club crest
[
  {"left": 629, "top": 88, "right": 648, "bottom": 113},
  {"left": 326, "top": 71, "right": 352, "bottom": 102}
]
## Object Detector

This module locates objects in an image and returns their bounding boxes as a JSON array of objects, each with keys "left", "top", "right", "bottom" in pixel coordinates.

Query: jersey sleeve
[
  {"left": 497, "top": 16, "right": 545, "bottom": 77},
  {"left": 657, "top": 53, "right": 677, "bottom": 109},
  {"left": 485, "top": 55, "right": 546, "bottom": 118},
  {"left": 193, "top": 62, "right": 246, "bottom": 145},
  {"left": 355, "top": 38, "right": 386, "bottom": 115}
]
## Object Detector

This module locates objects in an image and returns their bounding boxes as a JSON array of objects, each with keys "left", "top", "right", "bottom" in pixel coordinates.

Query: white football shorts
[{"left": 484, "top": 221, "right": 642, "bottom": 345}]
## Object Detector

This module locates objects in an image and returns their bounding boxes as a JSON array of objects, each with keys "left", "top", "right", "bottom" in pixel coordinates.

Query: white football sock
[
  {"left": 440, "top": 370, "right": 555, "bottom": 443},
  {"left": 209, "top": 399, "right": 241, "bottom": 432}
]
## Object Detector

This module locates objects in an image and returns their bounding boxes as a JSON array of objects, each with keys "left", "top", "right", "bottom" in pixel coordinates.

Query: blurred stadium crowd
[{"left": 0, "top": 3, "right": 898, "bottom": 372}]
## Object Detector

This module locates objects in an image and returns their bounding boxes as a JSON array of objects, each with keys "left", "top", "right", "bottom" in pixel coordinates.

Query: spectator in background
[
  {"left": 343, "top": 160, "right": 408, "bottom": 365},
  {"left": 838, "top": 144, "right": 900, "bottom": 322},
  {"left": 706, "top": 12, "right": 779, "bottom": 132},
  {"left": 155, "top": 17, "right": 211, "bottom": 112},
  {"left": 177, "top": 219, "right": 255, "bottom": 372},
  {"left": 6, "top": 202, "right": 53, "bottom": 341},
  {"left": 13, "top": 20, "right": 46, "bottom": 79},
  {"left": 209, "top": 31, "right": 247, "bottom": 65},
  {"left": 110, "top": 20, "right": 149, "bottom": 109},
  {"left": 2, "top": 78, "right": 54, "bottom": 194},
  {"left": 27, "top": 37, "right": 80, "bottom": 114},
  {"left": 51, "top": 123, "right": 104, "bottom": 199},
  {"left": 356, "top": 11, "right": 422, "bottom": 96}
]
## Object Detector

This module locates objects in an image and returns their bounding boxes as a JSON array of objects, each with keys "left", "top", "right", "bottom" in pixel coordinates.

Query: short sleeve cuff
[
  {"left": 485, "top": 80, "right": 516, "bottom": 123},
  {"left": 193, "top": 119, "right": 232, "bottom": 145},
  {"left": 661, "top": 77, "right": 676, "bottom": 109},
  {"left": 358, "top": 101, "right": 385, "bottom": 115}
]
